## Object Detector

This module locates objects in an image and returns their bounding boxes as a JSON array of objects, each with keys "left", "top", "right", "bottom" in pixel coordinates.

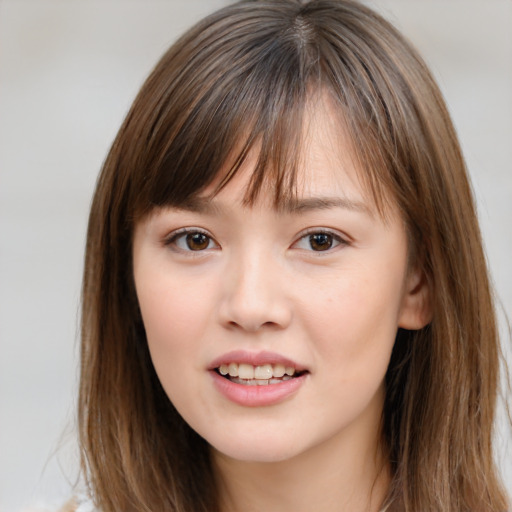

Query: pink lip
[
  {"left": 210, "top": 371, "right": 307, "bottom": 407},
  {"left": 208, "top": 350, "right": 307, "bottom": 372},
  {"left": 208, "top": 350, "right": 309, "bottom": 407}
]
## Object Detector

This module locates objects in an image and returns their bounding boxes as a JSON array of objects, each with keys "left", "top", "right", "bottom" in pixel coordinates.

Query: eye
[
  {"left": 166, "top": 229, "right": 218, "bottom": 252},
  {"left": 293, "top": 230, "right": 346, "bottom": 252}
]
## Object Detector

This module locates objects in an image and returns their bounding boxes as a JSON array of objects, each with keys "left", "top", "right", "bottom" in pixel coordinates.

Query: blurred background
[{"left": 0, "top": 1, "right": 511, "bottom": 510}]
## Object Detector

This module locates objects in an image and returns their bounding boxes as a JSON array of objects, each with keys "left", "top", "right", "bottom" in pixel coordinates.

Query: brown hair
[{"left": 79, "top": 1, "right": 509, "bottom": 511}]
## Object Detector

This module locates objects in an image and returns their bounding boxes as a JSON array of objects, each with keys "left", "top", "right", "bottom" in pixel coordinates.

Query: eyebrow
[
  {"left": 279, "top": 197, "right": 371, "bottom": 215},
  {"left": 173, "top": 195, "right": 371, "bottom": 216}
]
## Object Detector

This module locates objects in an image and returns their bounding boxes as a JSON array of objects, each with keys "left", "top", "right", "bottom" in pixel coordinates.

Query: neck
[{"left": 212, "top": 411, "right": 390, "bottom": 512}]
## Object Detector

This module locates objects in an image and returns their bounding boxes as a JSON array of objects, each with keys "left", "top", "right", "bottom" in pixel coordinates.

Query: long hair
[{"left": 79, "top": 1, "right": 509, "bottom": 510}]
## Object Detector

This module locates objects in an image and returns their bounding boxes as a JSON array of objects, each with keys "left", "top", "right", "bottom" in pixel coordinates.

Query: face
[{"left": 133, "top": 97, "right": 425, "bottom": 465}]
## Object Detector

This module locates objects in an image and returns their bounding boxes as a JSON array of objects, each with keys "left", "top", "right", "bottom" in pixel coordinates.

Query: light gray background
[{"left": 1, "top": 1, "right": 511, "bottom": 511}]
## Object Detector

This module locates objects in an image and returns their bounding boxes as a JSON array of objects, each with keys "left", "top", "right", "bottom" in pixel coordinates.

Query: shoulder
[{"left": 58, "top": 496, "right": 97, "bottom": 512}]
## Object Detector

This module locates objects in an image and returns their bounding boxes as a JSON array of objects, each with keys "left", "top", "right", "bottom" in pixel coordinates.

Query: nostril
[
  {"left": 226, "top": 319, "right": 282, "bottom": 332},
  {"left": 217, "top": 268, "right": 292, "bottom": 332}
]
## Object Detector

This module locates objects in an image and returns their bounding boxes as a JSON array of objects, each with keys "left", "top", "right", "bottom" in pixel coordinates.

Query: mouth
[
  {"left": 209, "top": 352, "right": 308, "bottom": 406},
  {"left": 215, "top": 362, "right": 308, "bottom": 386}
]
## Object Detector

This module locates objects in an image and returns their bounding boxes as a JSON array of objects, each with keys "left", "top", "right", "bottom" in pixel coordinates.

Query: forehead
[
  {"left": 297, "top": 95, "right": 362, "bottom": 197},
  {"left": 134, "top": 87, "right": 395, "bottom": 225},
  {"left": 200, "top": 92, "right": 375, "bottom": 215}
]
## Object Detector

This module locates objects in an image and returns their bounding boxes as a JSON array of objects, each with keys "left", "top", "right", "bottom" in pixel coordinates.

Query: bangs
[
  {"left": 129, "top": 11, "right": 317, "bottom": 216},
  {"left": 123, "top": 0, "right": 411, "bottom": 223}
]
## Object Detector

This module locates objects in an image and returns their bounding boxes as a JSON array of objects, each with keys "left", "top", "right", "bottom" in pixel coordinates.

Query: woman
[{"left": 78, "top": 1, "right": 510, "bottom": 510}]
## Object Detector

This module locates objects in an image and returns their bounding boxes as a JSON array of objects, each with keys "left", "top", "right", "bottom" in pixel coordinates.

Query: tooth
[
  {"left": 255, "top": 364, "right": 272, "bottom": 379},
  {"left": 285, "top": 367, "right": 295, "bottom": 376},
  {"left": 272, "top": 364, "right": 285, "bottom": 377},
  {"left": 238, "top": 363, "right": 254, "bottom": 379},
  {"left": 257, "top": 379, "right": 269, "bottom": 385},
  {"left": 228, "top": 363, "right": 239, "bottom": 377},
  {"left": 219, "top": 364, "right": 229, "bottom": 375}
]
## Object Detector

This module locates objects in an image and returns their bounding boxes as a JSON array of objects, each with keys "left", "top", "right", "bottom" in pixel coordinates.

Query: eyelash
[
  {"left": 293, "top": 229, "right": 348, "bottom": 253},
  {"left": 164, "top": 228, "right": 349, "bottom": 254},
  {"left": 164, "top": 228, "right": 219, "bottom": 253}
]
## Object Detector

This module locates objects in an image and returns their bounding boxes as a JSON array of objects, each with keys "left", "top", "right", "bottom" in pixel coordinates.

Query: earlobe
[{"left": 398, "top": 268, "right": 432, "bottom": 330}]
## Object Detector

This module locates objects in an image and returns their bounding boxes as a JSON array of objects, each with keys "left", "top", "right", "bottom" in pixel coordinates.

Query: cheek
[
  {"left": 135, "top": 268, "right": 215, "bottom": 372},
  {"left": 301, "top": 262, "right": 404, "bottom": 377},
  {"left": 134, "top": 271, "right": 216, "bottom": 423}
]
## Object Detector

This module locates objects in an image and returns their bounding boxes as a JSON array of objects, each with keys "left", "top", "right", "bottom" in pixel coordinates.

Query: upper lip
[{"left": 208, "top": 350, "right": 308, "bottom": 372}]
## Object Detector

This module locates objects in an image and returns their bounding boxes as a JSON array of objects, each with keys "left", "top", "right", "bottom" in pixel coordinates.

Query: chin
[{"left": 209, "top": 433, "right": 304, "bottom": 464}]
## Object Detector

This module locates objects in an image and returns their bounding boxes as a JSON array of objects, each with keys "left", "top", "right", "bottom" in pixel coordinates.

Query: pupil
[
  {"left": 310, "top": 233, "right": 332, "bottom": 251},
  {"left": 186, "top": 232, "right": 209, "bottom": 250}
]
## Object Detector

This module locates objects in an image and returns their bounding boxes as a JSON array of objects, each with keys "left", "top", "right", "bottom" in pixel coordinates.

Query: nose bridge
[{"left": 219, "top": 242, "right": 291, "bottom": 332}]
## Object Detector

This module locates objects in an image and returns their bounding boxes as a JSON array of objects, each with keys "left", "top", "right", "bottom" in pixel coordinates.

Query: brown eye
[
  {"left": 293, "top": 230, "right": 345, "bottom": 253},
  {"left": 168, "top": 230, "right": 217, "bottom": 252},
  {"left": 309, "top": 233, "right": 333, "bottom": 251},
  {"left": 185, "top": 232, "right": 210, "bottom": 251}
]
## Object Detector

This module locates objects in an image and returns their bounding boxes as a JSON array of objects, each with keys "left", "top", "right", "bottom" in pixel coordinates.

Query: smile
[
  {"left": 216, "top": 363, "right": 303, "bottom": 386},
  {"left": 209, "top": 351, "right": 309, "bottom": 406}
]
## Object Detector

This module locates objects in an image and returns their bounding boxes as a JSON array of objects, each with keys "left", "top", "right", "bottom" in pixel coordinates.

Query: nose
[{"left": 218, "top": 250, "right": 292, "bottom": 333}]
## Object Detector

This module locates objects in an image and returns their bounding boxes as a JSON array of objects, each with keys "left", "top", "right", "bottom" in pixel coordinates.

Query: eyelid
[
  {"left": 163, "top": 227, "right": 220, "bottom": 253},
  {"left": 292, "top": 228, "right": 351, "bottom": 252}
]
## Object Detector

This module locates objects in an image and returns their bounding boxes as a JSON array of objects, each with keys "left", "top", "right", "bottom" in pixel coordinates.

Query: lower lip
[{"left": 210, "top": 371, "right": 307, "bottom": 407}]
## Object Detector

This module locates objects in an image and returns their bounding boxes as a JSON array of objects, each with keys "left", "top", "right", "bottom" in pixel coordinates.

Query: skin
[{"left": 132, "top": 95, "right": 430, "bottom": 512}]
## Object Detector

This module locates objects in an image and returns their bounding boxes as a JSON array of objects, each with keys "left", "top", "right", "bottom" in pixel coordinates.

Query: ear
[{"left": 398, "top": 266, "right": 432, "bottom": 330}]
